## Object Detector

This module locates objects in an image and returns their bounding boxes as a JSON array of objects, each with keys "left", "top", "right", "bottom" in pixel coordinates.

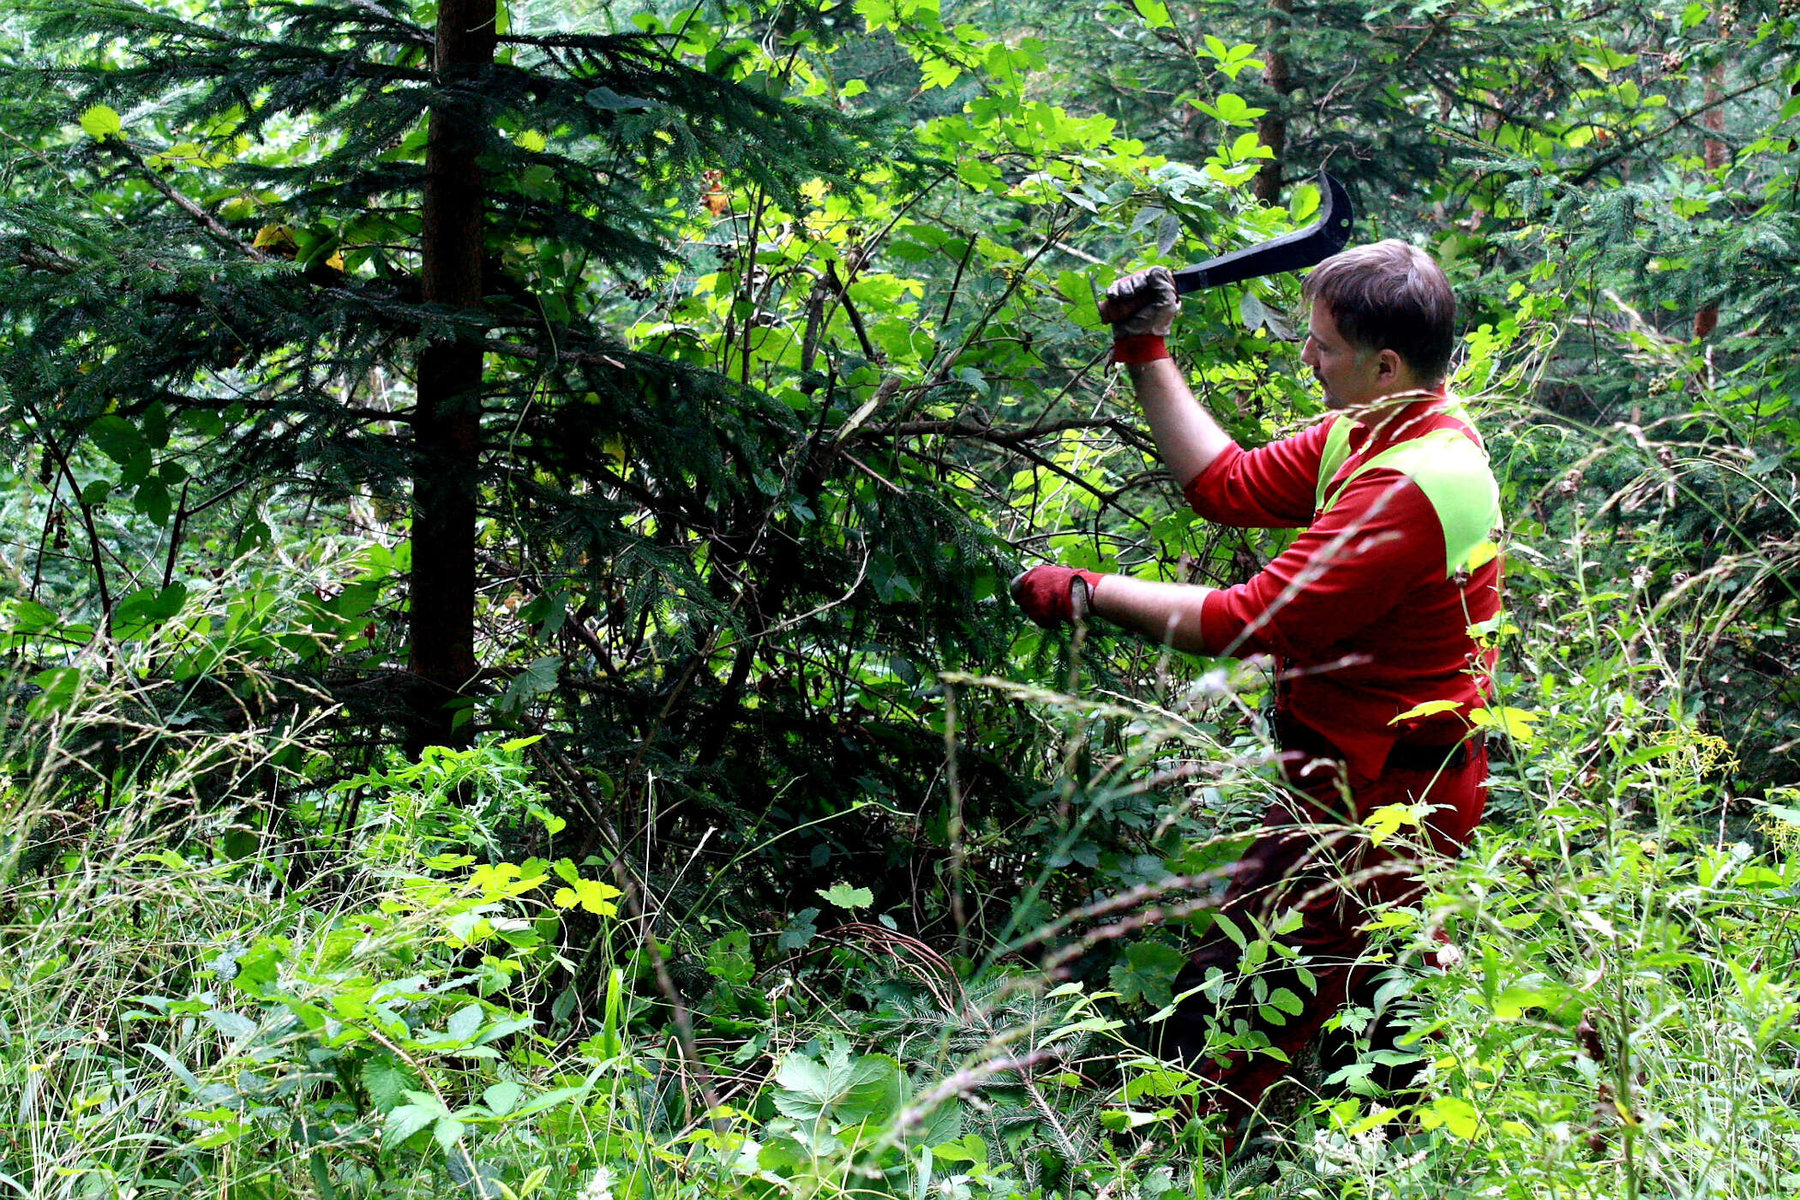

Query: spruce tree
[
  {"left": 3, "top": 1, "right": 1063, "bottom": 922},
  {"left": 1, "top": 0, "right": 875, "bottom": 752}
]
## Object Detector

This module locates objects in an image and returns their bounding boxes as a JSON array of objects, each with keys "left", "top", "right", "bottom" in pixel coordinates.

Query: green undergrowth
[
  {"left": 1, "top": 361, "right": 1796, "bottom": 1198},
  {"left": 4, "top": 553, "right": 1800, "bottom": 1200}
]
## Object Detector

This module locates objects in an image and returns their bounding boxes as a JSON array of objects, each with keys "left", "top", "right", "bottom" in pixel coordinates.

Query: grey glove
[{"left": 1099, "top": 266, "right": 1180, "bottom": 337}]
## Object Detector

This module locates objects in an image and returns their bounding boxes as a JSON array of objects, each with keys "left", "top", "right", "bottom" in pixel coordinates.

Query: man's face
[{"left": 1301, "top": 299, "right": 1406, "bottom": 411}]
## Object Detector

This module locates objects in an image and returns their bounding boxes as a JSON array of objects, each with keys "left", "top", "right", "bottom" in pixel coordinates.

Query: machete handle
[{"left": 1170, "top": 173, "right": 1355, "bottom": 295}]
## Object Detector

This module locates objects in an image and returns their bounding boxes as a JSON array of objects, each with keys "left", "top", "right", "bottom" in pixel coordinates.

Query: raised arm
[
  {"left": 1125, "top": 358, "right": 1234, "bottom": 490},
  {"left": 1101, "top": 267, "right": 1234, "bottom": 489}
]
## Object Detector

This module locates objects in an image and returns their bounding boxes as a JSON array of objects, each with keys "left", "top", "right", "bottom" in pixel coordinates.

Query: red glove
[{"left": 1010, "top": 565, "right": 1105, "bottom": 628}]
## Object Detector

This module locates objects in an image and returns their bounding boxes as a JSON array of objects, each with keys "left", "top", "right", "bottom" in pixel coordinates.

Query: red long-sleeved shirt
[{"left": 1182, "top": 399, "right": 1503, "bottom": 782}]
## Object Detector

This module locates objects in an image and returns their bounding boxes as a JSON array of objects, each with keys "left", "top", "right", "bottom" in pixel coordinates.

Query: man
[{"left": 1011, "top": 240, "right": 1503, "bottom": 1133}]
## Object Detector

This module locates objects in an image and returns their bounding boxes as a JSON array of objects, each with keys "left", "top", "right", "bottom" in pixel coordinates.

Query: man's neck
[{"left": 1339, "top": 386, "right": 1448, "bottom": 450}]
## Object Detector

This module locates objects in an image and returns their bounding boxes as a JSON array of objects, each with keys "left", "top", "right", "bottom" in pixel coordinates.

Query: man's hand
[
  {"left": 1010, "top": 565, "right": 1104, "bottom": 628},
  {"left": 1100, "top": 266, "right": 1180, "bottom": 336},
  {"left": 1100, "top": 267, "right": 1179, "bottom": 365}
]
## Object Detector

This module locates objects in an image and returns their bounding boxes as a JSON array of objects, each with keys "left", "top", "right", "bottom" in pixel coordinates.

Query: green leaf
[
  {"left": 204, "top": 1008, "right": 258, "bottom": 1040},
  {"left": 8, "top": 599, "right": 60, "bottom": 634},
  {"left": 1418, "top": 1095, "right": 1481, "bottom": 1139},
  {"left": 1207, "top": 92, "right": 1262, "bottom": 126},
  {"left": 1389, "top": 699, "right": 1463, "bottom": 724},
  {"left": 139, "top": 1044, "right": 202, "bottom": 1095},
  {"left": 134, "top": 479, "right": 173, "bottom": 525},
  {"left": 1122, "top": 1067, "right": 1191, "bottom": 1100},
  {"left": 432, "top": 1117, "right": 466, "bottom": 1151},
  {"left": 1470, "top": 706, "right": 1540, "bottom": 742},
  {"left": 114, "top": 584, "right": 188, "bottom": 640},
  {"left": 446, "top": 1003, "right": 483, "bottom": 1044},
  {"left": 88, "top": 416, "right": 146, "bottom": 466},
  {"left": 518, "top": 164, "right": 559, "bottom": 200},
  {"left": 839, "top": 1055, "right": 905, "bottom": 1123},
  {"left": 502, "top": 655, "right": 561, "bottom": 711},
  {"left": 504, "top": 1084, "right": 589, "bottom": 1120},
  {"left": 80, "top": 105, "right": 122, "bottom": 139},
  {"left": 930, "top": 1133, "right": 989, "bottom": 1164},
  {"left": 920, "top": 56, "right": 962, "bottom": 90},
  {"left": 817, "top": 882, "right": 873, "bottom": 911},
  {"left": 1108, "top": 940, "right": 1187, "bottom": 1009},
  {"left": 141, "top": 402, "right": 170, "bottom": 449},
  {"left": 771, "top": 1042, "right": 905, "bottom": 1124},
  {"left": 308, "top": 1152, "right": 337, "bottom": 1200},
  {"left": 1129, "top": 0, "right": 1172, "bottom": 28},
  {"left": 1100, "top": 1107, "right": 1166, "bottom": 1131},
  {"left": 482, "top": 1081, "right": 522, "bottom": 1116},
  {"left": 778, "top": 906, "right": 820, "bottom": 951},
  {"left": 120, "top": 450, "right": 154, "bottom": 488},
  {"left": 1363, "top": 802, "right": 1424, "bottom": 847},
  {"left": 705, "top": 929, "right": 755, "bottom": 984},
  {"left": 550, "top": 877, "right": 620, "bottom": 916},
  {"left": 384, "top": 1101, "right": 442, "bottom": 1147},
  {"left": 1230, "top": 130, "right": 1274, "bottom": 160},
  {"left": 1490, "top": 985, "right": 1548, "bottom": 1020},
  {"left": 28, "top": 667, "right": 83, "bottom": 717},
  {"left": 772, "top": 1051, "right": 840, "bottom": 1122},
  {"left": 1239, "top": 290, "right": 1273, "bottom": 332},
  {"left": 1289, "top": 181, "right": 1321, "bottom": 222}
]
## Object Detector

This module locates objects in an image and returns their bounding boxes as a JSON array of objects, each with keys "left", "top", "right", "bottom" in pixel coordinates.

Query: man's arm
[
  {"left": 1008, "top": 268, "right": 1314, "bottom": 638},
  {"left": 1125, "top": 357, "right": 1234, "bottom": 491},
  {"left": 1103, "top": 268, "right": 1234, "bottom": 489},
  {"left": 1087, "top": 573, "right": 1215, "bottom": 653},
  {"left": 1108, "top": 268, "right": 1324, "bottom": 526},
  {"left": 1020, "top": 469, "right": 1433, "bottom": 656}
]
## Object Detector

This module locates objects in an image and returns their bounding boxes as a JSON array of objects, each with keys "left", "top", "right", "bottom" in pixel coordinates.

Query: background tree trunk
[
  {"left": 1694, "top": 62, "right": 1727, "bottom": 341},
  {"left": 408, "top": 0, "right": 496, "bottom": 754},
  {"left": 1253, "top": 0, "right": 1293, "bottom": 206}
]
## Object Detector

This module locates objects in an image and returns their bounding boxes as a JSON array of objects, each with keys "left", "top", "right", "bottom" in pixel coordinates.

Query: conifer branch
[
  {"left": 15, "top": 248, "right": 81, "bottom": 275},
  {"left": 481, "top": 337, "right": 625, "bottom": 369},
  {"left": 102, "top": 136, "right": 267, "bottom": 261},
  {"left": 859, "top": 415, "right": 1133, "bottom": 446}
]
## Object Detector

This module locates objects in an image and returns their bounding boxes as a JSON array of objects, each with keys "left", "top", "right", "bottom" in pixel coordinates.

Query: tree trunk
[
  {"left": 1694, "top": 63, "right": 1727, "bottom": 341},
  {"left": 408, "top": 0, "right": 496, "bottom": 754},
  {"left": 1252, "top": 0, "right": 1293, "bottom": 206}
]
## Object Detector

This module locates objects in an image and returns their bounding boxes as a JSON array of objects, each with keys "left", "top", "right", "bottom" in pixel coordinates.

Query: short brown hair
[{"left": 1302, "top": 240, "right": 1456, "bottom": 384}]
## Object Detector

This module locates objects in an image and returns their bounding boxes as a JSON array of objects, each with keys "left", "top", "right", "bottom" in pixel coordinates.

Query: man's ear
[{"left": 1374, "top": 347, "right": 1406, "bottom": 383}]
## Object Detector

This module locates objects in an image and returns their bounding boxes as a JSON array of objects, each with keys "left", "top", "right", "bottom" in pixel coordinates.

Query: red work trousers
[{"left": 1161, "top": 726, "right": 1488, "bottom": 1124}]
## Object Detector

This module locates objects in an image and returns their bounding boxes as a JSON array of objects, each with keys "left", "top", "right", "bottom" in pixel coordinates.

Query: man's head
[{"left": 1299, "top": 240, "right": 1455, "bottom": 410}]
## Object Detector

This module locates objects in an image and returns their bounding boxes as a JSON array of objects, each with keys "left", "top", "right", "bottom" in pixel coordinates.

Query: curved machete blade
[{"left": 1170, "top": 173, "right": 1354, "bottom": 294}]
